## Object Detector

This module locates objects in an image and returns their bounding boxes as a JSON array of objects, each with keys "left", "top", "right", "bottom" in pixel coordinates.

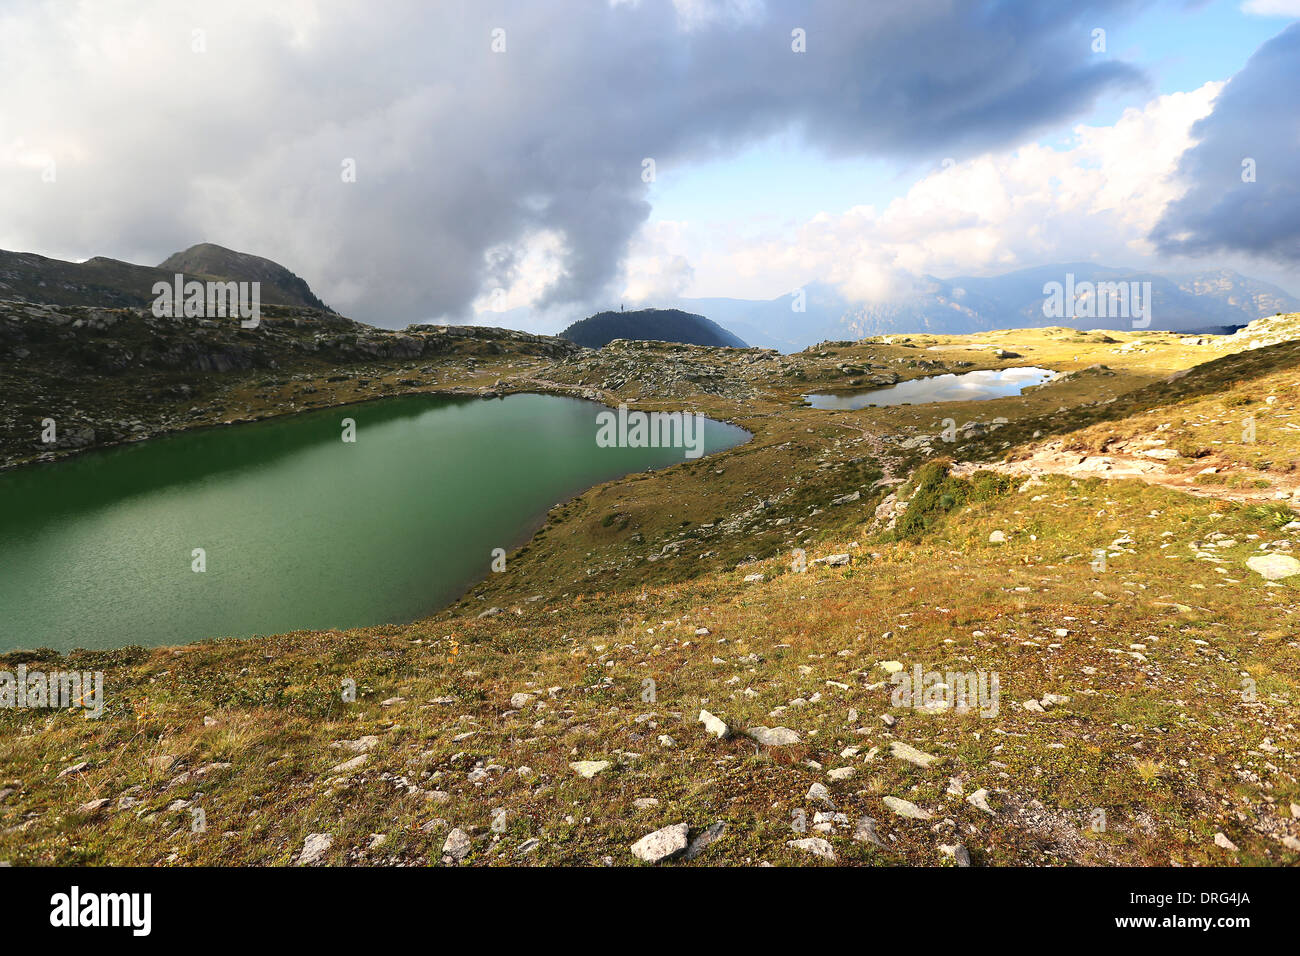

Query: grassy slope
[{"left": 1, "top": 320, "right": 1297, "bottom": 866}]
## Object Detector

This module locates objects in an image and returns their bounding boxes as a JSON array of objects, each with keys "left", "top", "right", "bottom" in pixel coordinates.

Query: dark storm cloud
[
  {"left": 0, "top": 0, "right": 1148, "bottom": 327},
  {"left": 1152, "top": 22, "right": 1300, "bottom": 263}
]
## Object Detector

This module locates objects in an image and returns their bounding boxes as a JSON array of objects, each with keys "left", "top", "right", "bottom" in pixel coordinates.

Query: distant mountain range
[
  {"left": 559, "top": 308, "right": 746, "bottom": 349},
  {"left": 0, "top": 243, "right": 332, "bottom": 312},
  {"left": 678, "top": 265, "right": 1300, "bottom": 352}
]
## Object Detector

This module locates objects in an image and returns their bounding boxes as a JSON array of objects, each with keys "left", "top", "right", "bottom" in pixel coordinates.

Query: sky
[{"left": 1, "top": 0, "right": 1297, "bottom": 331}]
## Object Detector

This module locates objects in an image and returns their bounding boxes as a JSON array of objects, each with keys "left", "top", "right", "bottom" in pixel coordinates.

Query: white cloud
[
  {"left": 660, "top": 82, "right": 1223, "bottom": 302},
  {"left": 1241, "top": 1, "right": 1300, "bottom": 17},
  {"left": 619, "top": 221, "right": 696, "bottom": 303},
  {"left": 0, "top": 0, "right": 1147, "bottom": 328}
]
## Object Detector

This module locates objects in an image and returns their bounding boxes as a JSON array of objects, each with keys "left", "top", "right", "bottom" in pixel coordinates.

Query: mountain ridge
[
  {"left": 560, "top": 307, "right": 747, "bottom": 349},
  {"left": 0, "top": 243, "right": 332, "bottom": 312},
  {"left": 679, "top": 264, "right": 1300, "bottom": 352}
]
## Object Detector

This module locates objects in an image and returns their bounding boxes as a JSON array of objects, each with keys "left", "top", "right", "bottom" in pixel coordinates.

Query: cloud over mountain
[{"left": 0, "top": 0, "right": 1147, "bottom": 327}]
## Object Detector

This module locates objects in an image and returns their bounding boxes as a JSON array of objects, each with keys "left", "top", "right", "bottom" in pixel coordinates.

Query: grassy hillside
[{"left": 0, "top": 314, "right": 1297, "bottom": 866}]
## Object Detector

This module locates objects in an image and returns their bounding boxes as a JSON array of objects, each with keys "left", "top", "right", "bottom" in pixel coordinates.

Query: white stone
[
  {"left": 699, "top": 709, "right": 730, "bottom": 738},
  {"left": 443, "top": 827, "right": 472, "bottom": 860},
  {"left": 746, "top": 725, "right": 801, "bottom": 746},
  {"left": 1213, "top": 832, "right": 1239, "bottom": 852},
  {"left": 1246, "top": 554, "right": 1300, "bottom": 580},
  {"left": 883, "top": 796, "right": 932, "bottom": 820},
  {"left": 298, "top": 833, "right": 334, "bottom": 865},
  {"left": 630, "top": 823, "right": 689, "bottom": 863},
  {"left": 787, "top": 837, "right": 836, "bottom": 861},
  {"left": 889, "top": 741, "right": 938, "bottom": 768}
]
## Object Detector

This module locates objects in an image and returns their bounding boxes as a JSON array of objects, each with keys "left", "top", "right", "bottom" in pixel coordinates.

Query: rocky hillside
[
  {"left": 1, "top": 309, "right": 1297, "bottom": 867},
  {"left": 0, "top": 243, "right": 331, "bottom": 311},
  {"left": 0, "top": 298, "right": 579, "bottom": 468},
  {"left": 560, "top": 308, "right": 747, "bottom": 349},
  {"left": 158, "top": 243, "right": 332, "bottom": 312}
]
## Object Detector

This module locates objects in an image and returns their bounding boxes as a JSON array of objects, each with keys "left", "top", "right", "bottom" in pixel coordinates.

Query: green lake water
[{"left": 0, "top": 393, "right": 749, "bottom": 652}]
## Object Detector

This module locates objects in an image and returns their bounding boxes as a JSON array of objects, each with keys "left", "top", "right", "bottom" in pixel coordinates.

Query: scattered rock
[
  {"left": 853, "top": 816, "right": 887, "bottom": 849},
  {"left": 329, "top": 754, "right": 368, "bottom": 775},
  {"left": 1246, "top": 554, "right": 1300, "bottom": 581},
  {"left": 806, "top": 782, "right": 834, "bottom": 805},
  {"left": 569, "top": 760, "right": 612, "bottom": 778},
  {"left": 966, "top": 789, "right": 995, "bottom": 815},
  {"left": 889, "top": 741, "right": 939, "bottom": 768},
  {"left": 883, "top": 796, "right": 932, "bottom": 820},
  {"left": 298, "top": 833, "right": 334, "bottom": 865},
  {"left": 443, "top": 827, "right": 473, "bottom": 861},
  {"left": 745, "top": 725, "right": 800, "bottom": 746},
  {"left": 1213, "top": 832, "right": 1239, "bottom": 852},
  {"left": 331, "top": 736, "right": 379, "bottom": 754},
  {"left": 787, "top": 837, "right": 836, "bottom": 861},
  {"left": 699, "top": 709, "right": 731, "bottom": 739},
  {"left": 682, "top": 821, "right": 727, "bottom": 861},
  {"left": 940, "top": 843, "right": 972, "bottom": 866},
  {"left": 630, "top": 822, "right": 689, "bottom": 863}
]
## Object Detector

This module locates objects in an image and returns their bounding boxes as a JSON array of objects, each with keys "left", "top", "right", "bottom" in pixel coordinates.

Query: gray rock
[
  {"left": 298, "top": 832, "right": 334, "bottom": 865},
  {"left": 746, "top": 725, "right": 801, "bottom": 746},
  {"left": 630, "top": 823, "right": 689, "bottom": 863},
  {"left": 966, "top": 788, "right": 996, "bottom": 815},
  {"left": 940, "top": 843, "right": 972, "bottom": 866},
  {"left": 699, "top": 709, "right": 731, "bottom": 739},
  {"left": 806, "top": 782, "right": 833, "bottom": 804},
  {"left": 853, "top": 816, "right": 887, "bottom": 849},
  {"left": 1246, "top": 554, "right": 1300, "bottom": 580},
  {"left": 682, "top": 822, "right": 727, "bottom": 861},
  {"left": 328, "top": 754, "right": 368, "bottom": 775},
  {"left": 882, "top": 796, "right": 932, "bottom": 820},
  {"left": 443, "top": 827, "right": 473, "bottom": 861},
  {"left": 787, "top": 837, "right": 836, "bottom": 861},
  {"left": 889, "top": 741, "right": 939, "bottom": 768},
  {"left": 1213, "top": 832, "right": 1239, "bottom": 852}
]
